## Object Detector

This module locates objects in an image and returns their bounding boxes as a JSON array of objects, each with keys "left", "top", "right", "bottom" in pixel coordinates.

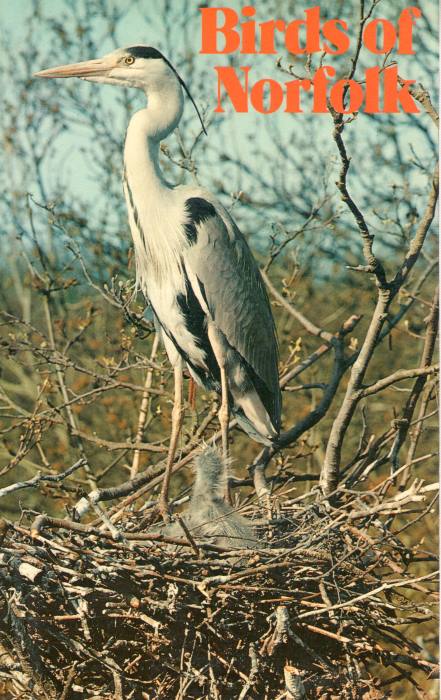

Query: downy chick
[{"left": 163, "top": 446, "right": 258, "bottom": 550}]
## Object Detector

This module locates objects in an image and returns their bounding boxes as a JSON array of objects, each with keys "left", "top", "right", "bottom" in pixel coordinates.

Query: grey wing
[{"left": 183, "top": 199, "right": 281, "bottom": 431}]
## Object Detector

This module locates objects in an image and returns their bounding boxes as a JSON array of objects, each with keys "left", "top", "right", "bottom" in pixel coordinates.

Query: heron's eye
[{"left": 124, "top": 56, "right": 135, "bottom": 66}]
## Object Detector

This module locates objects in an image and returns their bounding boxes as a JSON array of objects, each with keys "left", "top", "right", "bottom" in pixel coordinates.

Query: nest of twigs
[{"left": 0, "top": 478, "right": 438, "bottom": 700}]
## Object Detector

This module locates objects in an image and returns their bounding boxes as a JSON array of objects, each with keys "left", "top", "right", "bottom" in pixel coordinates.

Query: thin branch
[
  {"left": 360, "top": 364, "right": 439, "bottom": 398},
  {"left": 42, "top": 294, "right": 97, "bottom": 490},
  {"left": 0, "top": 458, "right": 86, "bottom": 499},
  {"left": 262, "top": 268, "right": 334, "bottom": 342},
  {"left": 320, "top": 82, "right": 439, "bottom": 496},
  {"left": 130, "top": 333, "right": 160, "bottom": 478},
  {"left": 390, "top": 288, "right": 439, "bottom": 480},
  {"left": 330, "top": 109, "right": 388, "bottom": 289},
  {"left": 280, "top": 314, "right": 361, "bottom": 387}
]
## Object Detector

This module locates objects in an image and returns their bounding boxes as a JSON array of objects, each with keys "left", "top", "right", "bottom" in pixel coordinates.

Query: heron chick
[
  {"left": 162, "top": 446, "right": 258, "bottom": 550},
  {"left": 35, "top": 46, "right": 281, "bottom": 519}
]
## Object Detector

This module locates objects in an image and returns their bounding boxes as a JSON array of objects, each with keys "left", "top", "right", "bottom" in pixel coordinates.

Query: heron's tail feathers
[
  {"left": 192, "top": 445, "right": 230, "bottom": 502},
  {"left": 232, "top": 409, "right": 275, "bottom": 446}
]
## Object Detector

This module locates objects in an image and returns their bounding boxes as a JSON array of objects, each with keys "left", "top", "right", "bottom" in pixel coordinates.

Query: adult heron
[{"left": 35, "top": 46, "right": 281, "bottom": 518}]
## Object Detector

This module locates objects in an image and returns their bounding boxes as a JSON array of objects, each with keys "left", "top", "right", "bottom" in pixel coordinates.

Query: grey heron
[{"left": 35, "top": 46, "right": 281, "bottom": 519}]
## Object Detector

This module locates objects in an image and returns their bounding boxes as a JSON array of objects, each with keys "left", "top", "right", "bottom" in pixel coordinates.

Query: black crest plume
[{"left": 127, "top": 45, "right": 207, "bottom": 135}]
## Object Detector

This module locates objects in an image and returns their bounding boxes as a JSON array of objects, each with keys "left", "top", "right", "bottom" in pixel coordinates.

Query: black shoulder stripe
[
  {"left": 186, "top": 197, "right": 217, "bottom": 224},
  {"left": 184, "top": 197, "right": 217, "bottom": 245},
  {"left": 176, "top": 268, "right": 220, "bottom": 381}
]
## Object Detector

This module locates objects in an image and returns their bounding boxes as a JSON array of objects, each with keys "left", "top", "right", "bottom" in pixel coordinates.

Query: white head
[{"left": 34, "top": 45, "right": 206, "bottom": 140}]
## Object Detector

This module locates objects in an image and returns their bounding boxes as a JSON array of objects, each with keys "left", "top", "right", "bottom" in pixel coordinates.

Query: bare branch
[
  {"left": 360, "top": 364, "right": 439, "bottom": 398},
  {"left": 262, "top": 268, "right": 334, "bottom": 342},
  {"left": 0, "top": 458, "right": 86, "bottom": 499},
  {"left": 320, "top": 80, "right": 439, "bottom": 496}
]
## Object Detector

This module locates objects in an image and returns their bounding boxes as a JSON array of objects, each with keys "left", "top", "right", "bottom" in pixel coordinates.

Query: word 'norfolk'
[{"left": 199, "top": 6, "right": 423, "bottom": 114}]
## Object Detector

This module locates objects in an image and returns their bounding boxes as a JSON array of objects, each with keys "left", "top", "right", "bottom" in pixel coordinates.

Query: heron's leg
[
  {"left": 219, "top": 365, "right": 232, "bottom": 504},
  {"left": 219, "top": 366, "right": 230, "bottom": 461},
  {"left": 207, "top": 324, "right": 231, "bottom": 502},
  {"left": 188, "top": 377, "right": 197, "bottom": 409},
  {"left": 159, "top": 364, "right": 184, "bottom": 522}
]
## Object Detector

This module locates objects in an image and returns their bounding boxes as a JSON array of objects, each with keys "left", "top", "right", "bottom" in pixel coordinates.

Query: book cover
[{"left": 0, "top": 1, "right": 438, "bottom": 698}]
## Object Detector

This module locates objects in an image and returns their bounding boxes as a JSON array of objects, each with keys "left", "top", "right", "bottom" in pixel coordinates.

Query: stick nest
[{"left": 0, "top": 483, "right": 437, "bottom": 699}]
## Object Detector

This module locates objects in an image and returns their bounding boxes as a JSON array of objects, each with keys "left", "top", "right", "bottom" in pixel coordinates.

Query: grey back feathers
[
  {"left": 162, "top": 447, "right": 258, "bottom": 550},
  {"left": 184, "top": 204, "right": 281, "bottom": 440}
]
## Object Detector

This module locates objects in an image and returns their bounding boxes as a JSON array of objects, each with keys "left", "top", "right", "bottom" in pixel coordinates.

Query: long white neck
[
  {"left": 125, "top": 77, "right": 183, "bottom": 156},
  {"left": 124, "top": 121, "right": 163, "bottom": 193},
  {"left": 124, "top": 75, "right": 184, "bottom": 188},
  {"left": 123, "top": 81, "right": 186, "bottom": 290}
]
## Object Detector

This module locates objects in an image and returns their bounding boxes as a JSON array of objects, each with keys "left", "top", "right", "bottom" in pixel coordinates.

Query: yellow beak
[{"left": 34, "top": 58, "right": 113, "bottom": 79}]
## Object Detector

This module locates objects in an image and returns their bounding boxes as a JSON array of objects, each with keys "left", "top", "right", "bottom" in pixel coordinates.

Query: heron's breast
[{"left": 123, "top": 173, "right": 187, "bottom": 290}]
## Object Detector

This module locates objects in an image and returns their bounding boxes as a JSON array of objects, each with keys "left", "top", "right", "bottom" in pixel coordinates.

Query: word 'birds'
[{"left": 35, "top": 46, "right": 281, "bottom": 518}]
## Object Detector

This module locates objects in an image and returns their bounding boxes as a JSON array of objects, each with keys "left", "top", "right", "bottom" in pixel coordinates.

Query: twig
[
  {"left": 297, "top": 571, "right": 438, "bottom": 620},
  {"left": 130, "top": 333, "right": 160, "bottom": 478},
  {"left": 42, "top": 295, "right": 97, "bottom": 491},
  {"left": 284, "top": 664, "right": 306, "bottom": 699},
  {"left": 0, "top": 458, "right": 86, "bottom": 499},
  {"left": 262, "top": 269, "right": 333, "bottom": 342},
  {"left": 360, "top": 364, "right": 439, "bottom": 398}
]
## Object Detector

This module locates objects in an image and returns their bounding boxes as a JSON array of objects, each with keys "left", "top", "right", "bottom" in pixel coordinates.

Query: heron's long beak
[{"left": 34, "top": 57, "right": 114, "bottom": 79}]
